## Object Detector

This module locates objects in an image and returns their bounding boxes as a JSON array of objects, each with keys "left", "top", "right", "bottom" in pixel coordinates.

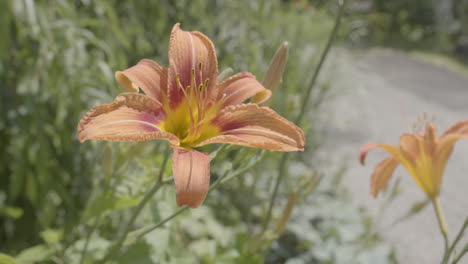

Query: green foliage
[
  {"left": 271, "top": 171, "right": 396, "bottom": 264},
  {"left": 0, "top": 254, "right": 20, "bottom": 264},
  {"left": 15, "top": 244, "right": 54, "bottom": 263},
  {"left": 344, "top": 0, "right": 468, "bottom": 60},
  {"left": 1, "top": 0, "right": 393, "bottom": 263}
]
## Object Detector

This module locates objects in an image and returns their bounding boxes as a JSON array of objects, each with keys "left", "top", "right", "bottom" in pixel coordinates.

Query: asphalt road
[{"left": 323, "top": 49, "right": 468, "bottom": 264}]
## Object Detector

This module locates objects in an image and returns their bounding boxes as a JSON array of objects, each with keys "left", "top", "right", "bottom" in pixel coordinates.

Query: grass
[{"left": 410, "top": 51, "right": 468, "bottom": 77}]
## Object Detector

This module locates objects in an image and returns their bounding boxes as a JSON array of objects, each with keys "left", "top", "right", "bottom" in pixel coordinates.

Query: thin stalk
[
  {"left": 79, "top": 216, "right": 101, "bottom": 264},
  {"left": 246, "top": 168, "right": 260, "bottom": 235},
  {"left": 133, "top": 150, "right": 265, "bottom": 241},
  {"left": 134, "top": 206, "right": 189, "bottom": 242},
  {"left": 217, "top": 150, "right": 264, "bottom": 186},
  {"left": 99, "top": 147, "right": 171, "bottom": 263},
  {"left": 452, "top": 243, "right": 468, "bottom": 264},
  {"left": 132, "top": 168, "right": 231, "bottom": 242},
  {"left": 262, "top": 153, "right": 288, "bottom": 231},
  {"left": 262, "top": 0, "right": 345, "bottom": 232},
  {"left": 447, "top": 217, "right": 468, "bottom": 262},
  {"left": 294, "top": 0, "right": 345, "bottom": 125},
  {"left": 78, "top": 161, "right": 115, "bottom": 264},
  {"left": 433, "top": 198, "right": 450, "bottom": 264}
]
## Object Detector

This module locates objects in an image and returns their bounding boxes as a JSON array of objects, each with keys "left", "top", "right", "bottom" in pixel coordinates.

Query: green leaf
[
  {"left": 408, "top": 199, "right": 430, "bottom": 215},
  {"left": 389, "top": 199, "right": 430, "bottom": 228},
  {"left": 83, "top": 192, "right": 142, "bottom": 221},
  {"left": 117, "top": 240, "right": 153, "bottom": 264},
  {"left": 0, "top": 254, "right": 20, "bottom": 264},
  {"left": 64, "top": 236, "right": 111, "bottom": 263},
  {"left": 114, "top": 195, "right": 142, "bottom": 211},
  {"left": 0, "top": 0, "right": 12, "bottom": 61},
  {"left": 40, "top": 229, "right": 63, "bottom": 244},
  {"left": 143, "top": 229, "right": 169, "bottom": 257},
  {"left": 188, "top": 239, "right": 217, "bottom": 259},
  {"left": 235, "top": 252, "right": 264, "bottom": 264},
  {"left": 0, "top": 206, "right": 24, "bottom": 219},
  {"left": 16, "top": 245, "right": 53, "bottom": 263},
  {"left": 235, "top": 232, "right": 249, "bottom": 252}
]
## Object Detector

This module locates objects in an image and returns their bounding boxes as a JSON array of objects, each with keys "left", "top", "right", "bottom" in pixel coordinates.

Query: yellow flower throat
[{"left": 159, "top": 64, "right": 224, "bottom": 149}]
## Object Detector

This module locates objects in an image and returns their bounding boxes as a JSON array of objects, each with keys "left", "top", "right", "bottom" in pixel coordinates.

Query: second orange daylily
[
  {"left": 78, "top": 24, "right": 305, "bottom": 208},
  {"left": 360, "top": 120, "right": 468, "bottom": 199}
]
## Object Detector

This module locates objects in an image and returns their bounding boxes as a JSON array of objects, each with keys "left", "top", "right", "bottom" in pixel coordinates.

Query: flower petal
[
  {"left": 399, "top": 133, "right": 422, "bottom": 165},
  {"left": 167, "top": 23, "right": 218, "bottom": 108},
  {"left": 115, "top": 59, "right": 167, "bottom": 104},
  {"left": 434, "top": 120, "right": 468, "bottom": 186},
  {"left": 360, "top": 142, "right": 410, "bottom": 174},
  {"left": 433, "top": 133, "right": 467, "bottom": 191},
  {"left": 442, "top": 120, "right": 468, "bottom": 136},
  {"left": 359, "top": 142, "right": 378, "bottom": 165},
  {"left": 172, "top": 148, "right": 211, "bottom": 208},
  {"left": 78, "top": 93, "right": 178, "bottom": 145},
  {"left": 218, "top": 72, "right": 271, "bottom": 107},
  {"left": 359, "top": 143, "right": 408, "bottom": 196},
  {"left": 370, "top": 157, "right": 399, "bottom": 197},
  {"left": 400, "top": 133, "right": 439, "bottom": 198},
  {"left": 424, "top": 122, "right": 439, "bottom": 154},
  {"left": 361, "top": 143, "right": 405, "bottom": 167},
  {"left": 198, "top": 104, "right": 304, "bottom": 151}
]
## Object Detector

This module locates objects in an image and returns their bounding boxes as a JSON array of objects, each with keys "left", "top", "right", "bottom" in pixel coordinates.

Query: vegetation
[
  {"left": 344, "top": 0, "right": 468, "bottom": 61},
  {"left": 4, "top": 0, "right": 468, "bottom": 263}
]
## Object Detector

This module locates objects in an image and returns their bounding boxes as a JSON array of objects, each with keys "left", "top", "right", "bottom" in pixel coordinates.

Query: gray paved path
[{"left": 324, "top": 49, "right": 468, "bottom": 264}]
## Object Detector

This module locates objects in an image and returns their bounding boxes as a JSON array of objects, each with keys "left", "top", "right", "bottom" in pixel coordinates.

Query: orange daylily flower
[
  {"left": 78, "top": 24, "right": 305, "bottom": 208},
  {"left": 359, "top": 120, "right": 468, "bottom": 199}
]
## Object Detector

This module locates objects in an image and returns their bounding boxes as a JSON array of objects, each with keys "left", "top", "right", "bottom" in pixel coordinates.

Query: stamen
[
  {"left": 198, "top": 61, "right": 205, "bottom": 99},
  {"left": 176, "top": 60, "right": 219, "bottom": 144},
  {"left": 190, "top": 68, "right": 196, "bottom": 89},
  {"left": 197, "top": 82, "right": 205, "bottom": 122},
  {"left": 194, "top": 93, "right": 227, "bottom": 128},
  {"left": 198, "top": 61, "right": 203, "bottom": 81},
  {"left": 176, "top": 74, "right": 195, "bottom": 128},
  {"left": 212, "top": 92, "right": 227, "bottom": 112},
  {"left": 203, "top": 79, "right": 210, "bottom": 100},
  {"left": 411, "top": 113, "right": 436, "bottom": 134}
]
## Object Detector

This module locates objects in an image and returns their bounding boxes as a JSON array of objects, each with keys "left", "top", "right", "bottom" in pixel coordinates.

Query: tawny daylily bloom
[
  {"left": 78, "top": 24, "right": 305, "bottom": 208},
  {"left": 359, "top": 120, "right": 468, "bottom": 199}
]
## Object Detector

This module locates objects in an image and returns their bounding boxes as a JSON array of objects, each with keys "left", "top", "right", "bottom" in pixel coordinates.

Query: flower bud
[
  {"left": 217, "top": 67, "right": 234, "bottom": 82},
  {"left": 252, "top": 41, "right": 289, "bottom": 105}
]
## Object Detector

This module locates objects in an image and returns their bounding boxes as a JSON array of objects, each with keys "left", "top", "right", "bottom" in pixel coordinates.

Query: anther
[
  {"left": 198, "top": 61, "right": 204, "bottom": 85},
  {"left": 175, "top": 74, "right": 185, "bottom": 91}
]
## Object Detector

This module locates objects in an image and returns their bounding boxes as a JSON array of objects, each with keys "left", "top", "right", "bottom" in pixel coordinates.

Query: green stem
[
  {"left": 215, "top": 150, "right": 264, "bottom": 187},
  {"left": 452, "top": 243, "right": 468, "bottom": 264},
  {"left": 262, "top": 0, "right": 345, "bottom": 232},
  {"left": 134, "top": 205, "right": 189, "bottom": 242},
  {"left": 99, "top": 147, "right": 171, "bottom": 263},
  {"left": 79, "top": 216, "right": 101, "bottom": 264},
  {"left": 78, "top": 160, "right": 116, "bottom": 264},
  {"left": 133, "top": 150, "right": 265, "bottom": 241},
  {"left": 447, "top": 217, "right": 468, "bottom": 263},
  {"left": 262, "top": 153, "right": 289, "bottom": 231},
  {"left": 294, "top": 0, "right": 345, "bottom": 125},
  {"left": 433, "top": 198, "right": 450, "bottom": 264}
]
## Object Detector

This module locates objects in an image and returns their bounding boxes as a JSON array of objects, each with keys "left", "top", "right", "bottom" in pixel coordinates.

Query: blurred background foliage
[
  {"left": 344, "top": 0, "right": 468, "bottom": 61},
  {"left": 3, "top": 0, "right": 466, "bottom": 263}
]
